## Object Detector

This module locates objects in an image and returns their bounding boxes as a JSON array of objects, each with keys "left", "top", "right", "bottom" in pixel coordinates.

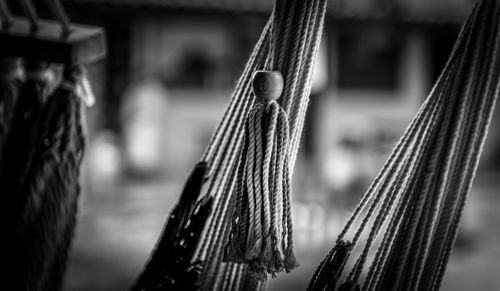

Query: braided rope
[
  {"left": 201, "top": 17, "right": 273, "bottom": 165},
  {"left": 379, "top": 8, "right": 482, "bottom": 288},
  {"left": 193, "top": 0, "right": 328, "bottom": 288},
  {"left": 203, "top": 55, "right": 272, "bottom": 288},
  {"left": 430, "top": 5, "right": 500, "bottom": 290},
  {"left": 195, "top": 32, "right": 270, "bottom": 265},
  {"left": 416, "top": 7, "right": 486, "bottom": 289},
  {"left": 348, "top": 97, "right": 439, "bottom": 283},
  {"left": 310, "top": 1, "right": 500, "bottom": 290},
  {"left": 281, "top": 0, "right": 312, "bottom": 115},
  {"left": 259, "top": 103, "right": 278, "bottom": 263}
]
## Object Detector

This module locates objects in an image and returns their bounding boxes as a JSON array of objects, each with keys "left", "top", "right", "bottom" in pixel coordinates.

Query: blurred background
[{"left": 50, "top": 0, "right": 500, "bottom": 290}]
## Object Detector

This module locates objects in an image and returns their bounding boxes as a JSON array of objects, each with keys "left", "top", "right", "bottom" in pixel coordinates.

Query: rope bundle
[
  {"left": 308, "top": 0, "right": 500, "bottom": 290},
  {"left": 187, "top": 0, "right": 327, "bottom": 289},
  {"left": 224, "top": 71, "right": 296, "bottom": 278},
  {"left": 0, "top": 65, "right": 87, "bottom": 291}
]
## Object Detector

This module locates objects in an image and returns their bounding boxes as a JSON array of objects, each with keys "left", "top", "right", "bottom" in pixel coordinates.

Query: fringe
[{"left": 224, "top": 99, "right": 295, "bottom": 279}]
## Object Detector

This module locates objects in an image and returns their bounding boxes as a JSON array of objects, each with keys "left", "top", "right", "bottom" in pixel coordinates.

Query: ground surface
[{"left": 64, "top": 173, "right": 500, "bottom": 291}]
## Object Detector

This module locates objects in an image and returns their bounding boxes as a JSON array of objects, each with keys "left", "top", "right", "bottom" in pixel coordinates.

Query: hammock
[
  {"left": 0, "top": 63, "right": 89, "bottom": 291},
  {"left": 0, "top": 1, "right": 103, "bottom": 289},
  {"left": 134, "top": 0, "right": 500, "bottom": 290},
  {"left": 1, "top": 0, "right": 492, "bottom": 290},
  {"left": 308, "top": 0, "right": 500, "bottom": 290},
  {"left": 188, "top": 0, "right": 329, "bottom": 289},
  {"left": 133, "top": 0, "right": 329, "bottom": 290}
]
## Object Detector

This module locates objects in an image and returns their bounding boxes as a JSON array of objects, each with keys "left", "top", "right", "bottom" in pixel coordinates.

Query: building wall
[{"left": 119, "top": 14, "right": 500, "bottom": 189}]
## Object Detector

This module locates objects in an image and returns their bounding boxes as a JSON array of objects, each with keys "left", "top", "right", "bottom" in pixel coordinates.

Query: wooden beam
[{"left": 0, "top": 17, "right": 106, "bottom": 65}]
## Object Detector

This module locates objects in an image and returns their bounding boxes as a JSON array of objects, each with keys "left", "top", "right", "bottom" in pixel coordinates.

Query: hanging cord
[
  {"left": 419, "top": 3, "right": 500, "bottom": 290},
  {"left": 195, "top": 22, "right": 272, "bottom": 264},
  {"left": 381, "top": 14, "right": 478, "bottom": 290},
  {"left": 196, "top": 28, "right": 272, "bottom": 291},
  {"left": 363, "top": 66, "right": 454, "bottom": 291},
  {"left": 222, "top": 0, "right": 326, "bottom": 282},
  {"left": 405, "top": 7, "right": 488, "bottom": 290},
  {"left": 200, "top": 15, "right": 273, "bottom": 168},
  {"left": 191, "top": 0, "right": 328, "bottom": 288},
  {"left": 430, "top": 9, "right": 500, "bottom": 291},
  {"left": 369, "top": 5, "right": 481, "bottom": 289},
  {"left": 306, "top": 0, "right": 500, "bottom": 290}
]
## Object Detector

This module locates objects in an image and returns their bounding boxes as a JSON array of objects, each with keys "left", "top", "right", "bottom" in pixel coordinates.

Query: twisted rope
[
  {"left": 195, "top": 0, "right": 328, "bottom": 288},
  {"left": 308, "top": 1, "right": 500, "bottom": 290}
]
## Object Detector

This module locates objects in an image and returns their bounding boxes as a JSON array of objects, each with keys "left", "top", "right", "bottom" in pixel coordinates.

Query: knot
[{"left": 252, "top": 70, "right": 284, "bottom": 103}]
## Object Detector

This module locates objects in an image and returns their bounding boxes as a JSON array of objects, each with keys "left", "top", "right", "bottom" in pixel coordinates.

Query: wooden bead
[{"left": 252, "top": 70, "right": 284, "bottom": 102}]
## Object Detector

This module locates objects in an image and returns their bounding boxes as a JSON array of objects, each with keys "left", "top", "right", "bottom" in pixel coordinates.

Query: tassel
[
  {"left": 1, "top": 65, "right": 86, "bottom": 291},
  {"left": 224, "top": 70, "right": 296, "bottom": 279},
  {"left": 1, "top": 64, "right": 51, "bottom": 282},
  {"left": 34, "top": 67, "right": 87, "bottom": 291}
]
